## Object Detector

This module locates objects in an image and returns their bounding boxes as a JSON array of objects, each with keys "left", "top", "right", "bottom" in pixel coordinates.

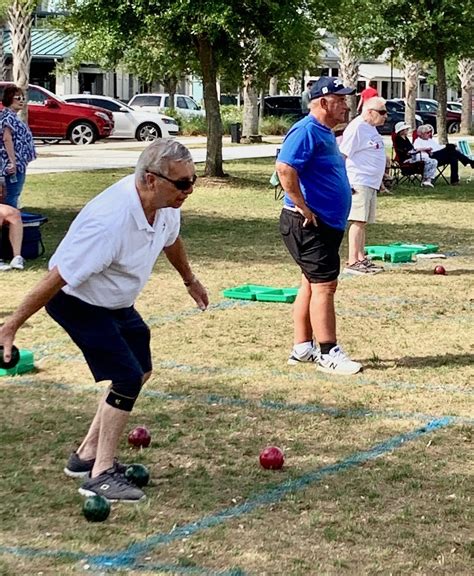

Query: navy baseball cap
[{"left": 310, "top": 77, "right": 356, "bottom": 100}]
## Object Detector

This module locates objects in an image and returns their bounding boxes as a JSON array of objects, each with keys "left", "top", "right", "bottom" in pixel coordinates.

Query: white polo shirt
[
  {"left": 339, "top": 116, "right": 386, "bottom": 189},
  {"left": 49, "top": 174, "right": 180, "bottom": 309}
]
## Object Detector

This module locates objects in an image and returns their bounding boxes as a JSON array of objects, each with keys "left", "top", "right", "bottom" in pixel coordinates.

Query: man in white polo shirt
[
  {"left": 0, "top": 140, "right": 208, "bottom": 503},
  {"left": 339, "top": 96, "right": 388, "bottom": 275}
]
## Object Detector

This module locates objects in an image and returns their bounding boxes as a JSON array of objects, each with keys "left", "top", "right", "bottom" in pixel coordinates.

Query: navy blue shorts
[
  {"left": 46, "top": 291, "right": 152, "bottom": 386},
  {"left": 280, "top": 209, "right": 344, "bottom": 283}
]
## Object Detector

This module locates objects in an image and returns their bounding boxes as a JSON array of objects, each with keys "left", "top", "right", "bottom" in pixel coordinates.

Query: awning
[
  {"left": 3, "top": 28, "right": 76, "bottom": 60},
  {"left": 358, "top": 63, "right": 405, "bottom": 81}
]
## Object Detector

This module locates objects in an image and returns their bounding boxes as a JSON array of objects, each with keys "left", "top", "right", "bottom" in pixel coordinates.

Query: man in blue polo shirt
[{"left": 276, "top": 76, "right": 362, "bottom": 375}]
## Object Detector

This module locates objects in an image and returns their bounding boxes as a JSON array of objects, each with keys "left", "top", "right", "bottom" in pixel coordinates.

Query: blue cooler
[{"left": 0, "top": 211, "right": 48, "bottom": 260}]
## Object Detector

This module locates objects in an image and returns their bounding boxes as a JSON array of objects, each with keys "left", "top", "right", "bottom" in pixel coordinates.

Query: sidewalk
[
  {"left": 28, "top": 134, "right": 473, "bottom": 175},
  {"left": 29, "top": 136, "right": 283, "bottom": 175}
]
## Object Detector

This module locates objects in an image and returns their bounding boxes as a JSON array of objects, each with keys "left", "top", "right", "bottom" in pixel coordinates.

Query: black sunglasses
[
  {"left": 372, "top": 109, "right": 387, "bottom": 115},
  {"left": 147, "top": 170, "right": 197, "bottom": 191}
]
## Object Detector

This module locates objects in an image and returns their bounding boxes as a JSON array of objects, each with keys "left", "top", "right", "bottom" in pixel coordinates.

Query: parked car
[
  {"left": 262, "top": 95, "right": 303, "bottom": 120},
  {"left": 63, "top": 94, "right": 179, "bottom": 140},
  {"left": 376, "top": 100, "right": 422, "bottom": 135},
  {"left": 447, "top": 101, "right": 462, "bottom": 113},
  {"left": 0, "top": 82, "right": 114, "bottom": 145},
  {"left": 396, "top": 98, "right": 461, "bottom": 134},
  {"left": 128, "top": 93, "right": 204, "bottom": 117}
]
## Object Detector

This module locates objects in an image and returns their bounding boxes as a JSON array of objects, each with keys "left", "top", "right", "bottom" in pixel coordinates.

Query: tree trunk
[
  {"left": 338, "top": 37, "right": 359, "bottom": 120},
  {"left": 0, "top": 26, "right": 5, "bottom": 81},
  {"left": 435, "top": 48, "right": 448, "bottom": 144},
  {"left": 196, "top": 35, "right": 224, "bottom": 177},
  {"left": 269, "top": 76, "right": 278, "bottom": 96},
  {"left": 164, "top": 75, "right": 177, "bottom": 111},
  {"left": 259, "top": 87, "right": 265, "bottom": 125},
  {"left": 404, "top": 60, "right": 420, "bottom": 129},
  {"left": 242, "top": 75, "right": 259, "bottom": 138},
  {"left": 458, "top": 58, "right": 473, "bottom": 135},
  {"left": 8, "top": 0, "right": 36, "bottom": 124}
]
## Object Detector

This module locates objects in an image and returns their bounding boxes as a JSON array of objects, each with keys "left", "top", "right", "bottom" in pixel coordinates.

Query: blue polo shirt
[{"left": 278, "top": 115, "right": 351, "bottom": 230}]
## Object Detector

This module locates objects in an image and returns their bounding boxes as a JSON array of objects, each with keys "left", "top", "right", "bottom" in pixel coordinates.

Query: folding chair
[
  {"left": 457, "top": 140, "right": 473, "bottom": 183},
  {"left": 391, "top": 133, "right": 424, "bottom": 186},
  {"left": 457, "top": 139, "right": 473, "bottom": 160}
]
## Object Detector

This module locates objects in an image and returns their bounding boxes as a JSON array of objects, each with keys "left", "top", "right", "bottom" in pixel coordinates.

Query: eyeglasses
[
  {"left": 147, "top": 170, "right": 197, "bottom": 191},
  {"left": 13, "top": 96, "right": 26, "bottom": 102},
  {"left": 372, "top": 109, "right": 387, "bottom": 115}
]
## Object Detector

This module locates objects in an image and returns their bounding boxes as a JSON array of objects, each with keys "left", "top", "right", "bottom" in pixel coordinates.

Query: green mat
[
  {"left": 0, "top": 349, "right": 35, "bottom": 377},
  {"left": 223, "top": 284, "right": 298, "bottom": 303},
  {"left": 365, "top": 243, "right": 439, "bottom": 263}
]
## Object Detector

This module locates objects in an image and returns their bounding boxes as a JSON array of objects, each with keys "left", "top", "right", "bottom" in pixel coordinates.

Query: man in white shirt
[
  {"left": 339, "top": 97, "right": 388, "bottom": 275},
  {"left": 0, "top": 140, "right": 208, "bottom": 503}
]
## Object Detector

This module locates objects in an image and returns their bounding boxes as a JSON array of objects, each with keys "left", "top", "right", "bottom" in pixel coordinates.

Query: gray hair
[
  {"left": 135, "top": 140, "right": 193, "bottom": 183},
  {"left": 362, "top": 96, "right": 386, "bottom": 113},
  {"left": 417, "top": 124, "right": 433, "bottom": 135}
]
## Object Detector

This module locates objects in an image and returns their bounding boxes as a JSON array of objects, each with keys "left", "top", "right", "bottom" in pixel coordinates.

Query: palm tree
[
  {"left": 403, "top": 60, "right": 421, "bottom": 129},
  {"left": 7, "top": 0, "right": 37, "bottom": 121},
  {"left": 338, "top": 37, "right": 359, "bottom": 120},
  {"left": 458, "top": 58, "right": 473, "bottom": 135}
]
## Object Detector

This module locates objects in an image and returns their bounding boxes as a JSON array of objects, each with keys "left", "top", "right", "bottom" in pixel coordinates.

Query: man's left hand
[{"left": 186, "top": 278, "right": 209, "bottom": 311}]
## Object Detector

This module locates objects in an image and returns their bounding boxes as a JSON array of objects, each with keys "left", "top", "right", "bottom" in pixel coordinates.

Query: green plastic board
[
  {"left": 364, "top": 245, "right": 416, "bottom": 263},
  {"left": 0, "top": 349, "right": 35, "bottom": 377},
  {"left": 389, "top": 243, "right": 438, "bottom": 254},
  {"left": 222, "top": 284, "right": 273, "bottom": 301},
  {"left": 365, "top": 242, "right": 439, "bottom": 263},
  {"left": 223, "top": 284, "right": 298, "bottom": 303},
  {"left": 255, "top": 288, "right": 299, "bottom": 303}
]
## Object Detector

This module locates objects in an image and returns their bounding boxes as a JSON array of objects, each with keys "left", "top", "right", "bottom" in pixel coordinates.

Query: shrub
[{"left": 260, "top": 115, "right": 294, "bottom": 136}]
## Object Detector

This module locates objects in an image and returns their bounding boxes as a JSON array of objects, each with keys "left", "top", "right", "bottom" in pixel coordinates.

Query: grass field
[{"left": 0, "top": 157, "right": 473, "bottom": 576}]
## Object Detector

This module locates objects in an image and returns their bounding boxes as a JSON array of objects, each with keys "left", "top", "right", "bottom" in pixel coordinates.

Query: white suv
[{"left": 128, "top": 93, "right": 205, "bottom": 117}]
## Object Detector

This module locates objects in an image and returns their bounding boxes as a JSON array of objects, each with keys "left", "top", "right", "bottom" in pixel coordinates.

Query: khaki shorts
[{"left": 348, "top": 185, "right": 377, "bottom": 223}]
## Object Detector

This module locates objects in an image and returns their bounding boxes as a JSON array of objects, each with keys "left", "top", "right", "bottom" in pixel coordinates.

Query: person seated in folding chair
[
  {"left": 393, "top": 122, "right": 437, "bottom": 187},
  {"left": 0, "top": 178, "right": 25, "bottom": 271},
  {"left": 413, "top": 124, "right": 474, "bottom": 186}
]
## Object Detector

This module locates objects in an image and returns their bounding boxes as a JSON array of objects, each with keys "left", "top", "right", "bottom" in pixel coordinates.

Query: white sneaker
[
  {"left": 0, "top": 263, "right": 11, "bottom": 271},
  {"left": 317, "top": 346, "right": 362, "bottom": 375},
  {"left": 287, "top": 346, "right": 320, "bottom": 365},
  {"left": 421, "top": 180, "right": 434, "bottom": 188},
  {"left": 9, "top": 256, "right": 25, "bottom": 270}
]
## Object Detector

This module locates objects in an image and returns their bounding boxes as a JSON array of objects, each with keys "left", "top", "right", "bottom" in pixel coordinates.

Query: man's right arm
[
  {"left": 0, "top": 266, "right": 66, "bottom": 361},
  {"left": 276, "top": 161, "right": 316, "bottom": 227}
]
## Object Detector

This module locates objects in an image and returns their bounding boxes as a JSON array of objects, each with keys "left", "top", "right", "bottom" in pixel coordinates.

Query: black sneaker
[
  {"left": 78, "top": 468, "right": 146, "bottom": 503},
  {"left": 64, "top": 452, "right": 127, "bottom": 478}
]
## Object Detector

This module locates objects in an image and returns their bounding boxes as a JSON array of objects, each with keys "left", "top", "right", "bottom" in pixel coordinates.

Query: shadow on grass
[
  {"left": 18, "top": 204, "right": 474, "bottom": 271},
  {"left": 363, "top": 352, "right": 474, "bottom": 370},
  {"left": 399, "top": 268, "right": 474, "bottom": 276}
]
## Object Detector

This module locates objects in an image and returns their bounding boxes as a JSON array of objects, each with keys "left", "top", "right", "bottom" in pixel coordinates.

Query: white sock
[{"left": 293, "top": 341, "right": 313, "bottom": 356}]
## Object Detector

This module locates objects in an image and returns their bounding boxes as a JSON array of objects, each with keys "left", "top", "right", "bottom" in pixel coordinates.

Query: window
[
  {"left": 28, "top": 88, "right": 48, "bottom": 105},
  {"left": 68, "top": 97, "right": 90, "bottom": 105},
  {"left": 91, "top": 98, "right": 121, "bottom": 112},
  {"left": 184, "top": 97, "right": 199, "bottom": 110},
  {"left": 131, "top": 95, "right": 161, "bottom": 107},
  {"left": 176, "top": 96, "right": 188, "bottom": 109}
]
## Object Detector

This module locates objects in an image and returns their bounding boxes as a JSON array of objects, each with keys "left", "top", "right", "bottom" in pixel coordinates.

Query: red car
[{"left": 0, "top": 83, "right": 114, "bottom": 145}]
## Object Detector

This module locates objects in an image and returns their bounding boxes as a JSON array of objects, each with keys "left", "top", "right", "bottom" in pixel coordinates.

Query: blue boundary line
[
  {"left": 4, "top": 375, "right": 472, "bottom": 425},
  {"left": 0, "top": 418, "right": 453, "bottom": 573}
]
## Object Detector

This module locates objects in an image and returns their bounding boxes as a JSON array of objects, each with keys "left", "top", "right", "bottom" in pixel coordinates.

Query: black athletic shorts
[
  {"left": 279, "top": 209, "right": 344, "bottom": 283},
  {"left": 46, "top": 290, "right": 152, "bottom": 386}
]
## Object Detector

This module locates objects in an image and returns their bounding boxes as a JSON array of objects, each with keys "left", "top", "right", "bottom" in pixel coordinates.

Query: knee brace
[{"left": 105, "top": 378, "right": 143, "bottom": 412}]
